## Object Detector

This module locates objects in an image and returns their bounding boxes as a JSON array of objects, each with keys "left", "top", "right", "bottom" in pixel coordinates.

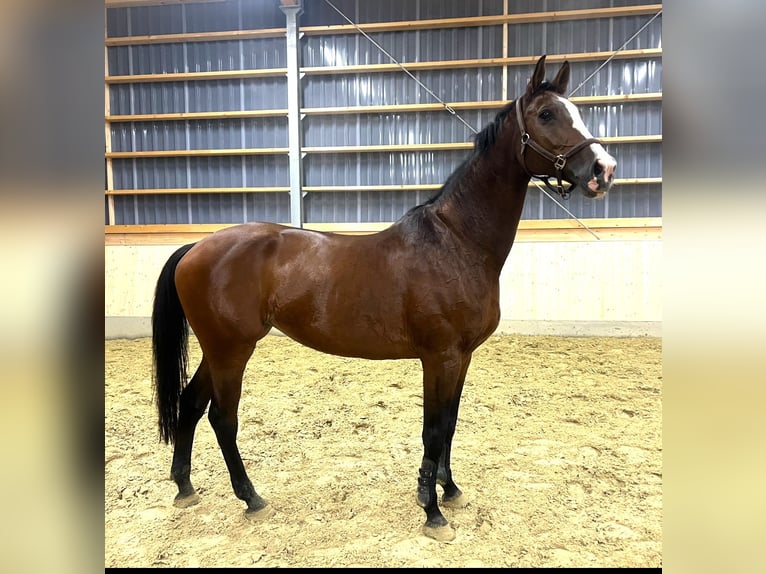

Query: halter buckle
[
  {"left": 540, "top": 177, "right": 572, "bottom": 200},
  {"left": 520, "top": 133, "right": 530, "bottom": 145},
  {"left": 554, "top": 155, "right": 567, "bottom": 170}
]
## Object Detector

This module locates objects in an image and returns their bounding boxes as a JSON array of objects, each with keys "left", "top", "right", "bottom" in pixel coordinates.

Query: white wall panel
[
  {"left": 499, "top": 240, "right": 661, "bottom": 322},
  {"left": 106, "top": 239, "right": 661, "bottom": 337}
]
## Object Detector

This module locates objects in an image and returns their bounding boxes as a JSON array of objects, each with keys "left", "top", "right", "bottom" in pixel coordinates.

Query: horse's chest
[{"left": 411, "top": 271, "right": 499, "bottom": 325}]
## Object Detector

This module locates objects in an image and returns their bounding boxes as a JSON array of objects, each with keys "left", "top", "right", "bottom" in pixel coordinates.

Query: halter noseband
[{"left": 515, "top": 96, "right": 602, "bottom": 199}]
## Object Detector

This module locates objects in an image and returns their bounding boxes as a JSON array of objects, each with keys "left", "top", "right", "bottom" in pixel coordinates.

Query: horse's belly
[
  {"left": 269, "top": 292, "right": 416, "bottom": 360},
  {"left": 272, "top": 319, "right": 416, "bottom": 360}
]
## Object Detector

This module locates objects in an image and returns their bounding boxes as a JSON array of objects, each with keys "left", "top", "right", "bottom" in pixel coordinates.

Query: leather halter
[{"left": 515, "top": 96, "right": 602, "bottom": 199}]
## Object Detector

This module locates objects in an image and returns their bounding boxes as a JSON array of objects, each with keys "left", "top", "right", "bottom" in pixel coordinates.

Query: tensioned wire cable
[
  {"left": 321, "top": 0, "right": 662, "bottom": 239},
  {"left": 568, "top": 9, "right": 663, "bottom": 98},
  {"left": 322, "top": 0, "right": 480, "bottom": 135}
]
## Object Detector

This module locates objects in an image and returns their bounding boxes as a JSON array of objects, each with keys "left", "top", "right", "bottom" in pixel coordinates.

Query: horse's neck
[{"left": 434, "top": 142, "right": 531, "bottom": 270}]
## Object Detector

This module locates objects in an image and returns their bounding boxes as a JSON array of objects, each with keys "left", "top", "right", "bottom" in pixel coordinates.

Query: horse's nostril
[{"left": 593, "top": 162, "right": 603, "bottom": 177}]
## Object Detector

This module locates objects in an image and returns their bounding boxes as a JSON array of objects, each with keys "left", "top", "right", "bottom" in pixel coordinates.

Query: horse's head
[{"left": 515, "top": 55, "right": 616, "bottom": 199}]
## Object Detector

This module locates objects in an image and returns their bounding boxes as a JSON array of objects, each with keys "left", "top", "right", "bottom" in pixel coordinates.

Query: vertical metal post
[
  {"left": 104, "top": 8, "right": 115, "bottom": 225},
  {"left": 281, "top": 1, "right": 304, "bottom": 228},
  {"left": 501, "top": 0, "right": 508, "bottom": 102}
]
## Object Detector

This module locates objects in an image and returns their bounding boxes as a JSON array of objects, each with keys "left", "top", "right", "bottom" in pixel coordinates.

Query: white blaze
[{"left": 557, "top": 95, "right": 617, "bottom": 184}]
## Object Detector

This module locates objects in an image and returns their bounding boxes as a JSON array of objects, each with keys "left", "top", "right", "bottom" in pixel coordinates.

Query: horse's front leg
[
  {"left": 437, "top": 354, "right": 472, "bottom": 509},
  {"left": 417, "top": 351, "right": 470, "bottom": 542}
]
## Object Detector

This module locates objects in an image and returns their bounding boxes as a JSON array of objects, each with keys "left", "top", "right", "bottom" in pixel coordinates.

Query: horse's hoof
[
  {"left": 173, "top": 492, "right": 200, "bottom": 508},
  {"left": 244, "top": 504, "right": 275, "bottom": 522},
  {"left": 421, "top": 523, "right": 456, "bottom": 542},
  {"left": 442, "top": 492, "right": 469, "bottom": 509}
]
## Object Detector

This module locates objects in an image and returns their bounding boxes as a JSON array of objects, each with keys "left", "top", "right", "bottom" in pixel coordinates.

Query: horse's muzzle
[{"left": 582, "top": 155, "right": 616, "bottom": 198}]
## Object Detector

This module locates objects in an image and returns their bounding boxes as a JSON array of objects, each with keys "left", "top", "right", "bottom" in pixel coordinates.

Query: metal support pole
[{"left": 281, "top": 2, "right": 304, "bottom": 228}]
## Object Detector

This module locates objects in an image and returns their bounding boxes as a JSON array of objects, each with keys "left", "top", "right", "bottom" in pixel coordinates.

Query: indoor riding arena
[{"left": 105, "top": 0, "right": 662, "bottom": 568}]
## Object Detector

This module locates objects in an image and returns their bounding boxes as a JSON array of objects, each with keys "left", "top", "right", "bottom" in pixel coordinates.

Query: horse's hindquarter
[{"left": 174, "top": 223, "right": 291, "bottom": 346}]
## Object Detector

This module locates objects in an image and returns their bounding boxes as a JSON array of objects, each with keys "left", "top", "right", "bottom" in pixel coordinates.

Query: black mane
[{"left": 474, "top": 100, "right": 515, "bottom": 156}]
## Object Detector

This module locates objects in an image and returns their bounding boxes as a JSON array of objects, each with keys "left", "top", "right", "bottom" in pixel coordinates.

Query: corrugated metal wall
[{"left": 105, "top": 0, "right": 662, "bottom": 226}]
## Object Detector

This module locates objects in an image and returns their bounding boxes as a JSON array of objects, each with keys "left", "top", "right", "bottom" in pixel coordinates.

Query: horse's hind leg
[
  {"left": 170, "top": 358, "right": 212, "bottom": 508},
  {"left": 207, "top": 353, "right": 274, "bottom": 521}
]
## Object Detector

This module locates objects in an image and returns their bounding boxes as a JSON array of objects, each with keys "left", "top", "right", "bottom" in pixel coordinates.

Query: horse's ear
[
  {"left": 527, "top": 54, "right": 547, "bottom": 94},
  {"left": 552, "top": 60, "right": 571, "bottom": 95}
]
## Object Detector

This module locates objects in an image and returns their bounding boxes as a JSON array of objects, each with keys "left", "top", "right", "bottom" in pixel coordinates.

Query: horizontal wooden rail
[
  {"left": 105, "top": 48, "right": 661, "bottom": 84},
  {"left": 106, "top": 28, "right": 286, "bottom": 46},
  {"left": 301, "top": 50, "right": 661, "bottom": 76},
  {"left": 104, "top": 178, "right": 661, "bottom": 196},
  {"left": 105, "top": 4, "right": 662, "bottom": 46},
  {"left": 100, "top": 187, "right": 299, "bottom": 197},
  {"left": 106, "top": 93, "right": 663, "bottom": 123},
  {"left": 105, "top": 136, "right": 660, "bottom": 159},
  {"left": 106, "top": 68, "right": 287, "bottom": 84},
  {"left": 105, "top": 148, "right": 288, "bottom": 159},
  {"left": 301, "top": 178, "right": 661, "bottom": 193},
  {"left": 303, "top": 143, "right": 468, "bottom": 154},
  {"left": 107, "top": 109, "right": 288, "bottom": 122},
  {"left": 302, "top": 93, "right": 663, "bottom": 116},
  {"left": 302, "top": 136, "right": 660, "bottom": 155},
  {"left": 309, "top": 5, "right": 663, "bottom": 36},
  {"left": 104, "top": 217, "right": 662, "bottom": 245},
  {"left": 105, "top": 0, "right": 225, "bottom": 7}
]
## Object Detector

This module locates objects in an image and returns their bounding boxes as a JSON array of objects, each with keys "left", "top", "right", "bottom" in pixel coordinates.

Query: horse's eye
[{"left": 538, "top": 110, "right": 553, "bottom": 122}]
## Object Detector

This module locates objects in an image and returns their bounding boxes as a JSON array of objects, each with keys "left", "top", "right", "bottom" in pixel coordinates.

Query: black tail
[{"left": 152, "top": 243, "right": 196, "bottom": 444}]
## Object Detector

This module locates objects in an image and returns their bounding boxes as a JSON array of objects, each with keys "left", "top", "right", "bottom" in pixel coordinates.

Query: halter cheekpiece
[{"left": 514, "top": 96, "right": 602, "bottom": 199}]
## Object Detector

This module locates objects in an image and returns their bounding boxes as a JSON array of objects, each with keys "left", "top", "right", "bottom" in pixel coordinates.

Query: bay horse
[{"left": 151, "top": 55, "right": 616, "bottom": 542}]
